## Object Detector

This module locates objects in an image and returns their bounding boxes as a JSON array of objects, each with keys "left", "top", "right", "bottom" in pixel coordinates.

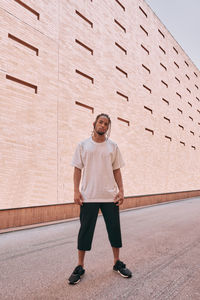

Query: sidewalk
[{"left": 0, "top": 197, "right": 200, "bottom": 300}]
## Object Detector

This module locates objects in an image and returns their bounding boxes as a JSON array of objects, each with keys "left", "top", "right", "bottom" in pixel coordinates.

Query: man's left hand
[{"left": 114, "top": 191, "right": 124, "bottom": 206}]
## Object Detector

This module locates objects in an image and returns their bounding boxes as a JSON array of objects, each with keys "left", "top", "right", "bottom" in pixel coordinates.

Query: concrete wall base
[{"left": 1, "top": 190, "right": 200, "bottom": 231}]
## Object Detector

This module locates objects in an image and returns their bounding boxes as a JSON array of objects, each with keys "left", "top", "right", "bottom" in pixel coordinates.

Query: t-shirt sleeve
[
  {"left": 71, "top": 143, "right": 84, "bottom": 169},
  {"left": 112, "top": 146, "right": 125, "bottom": 170}
]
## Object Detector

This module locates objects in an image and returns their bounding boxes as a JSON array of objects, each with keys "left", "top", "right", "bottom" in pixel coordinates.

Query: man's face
[{"left": 94, "top": 116, "right": 109, "bottom": 136}]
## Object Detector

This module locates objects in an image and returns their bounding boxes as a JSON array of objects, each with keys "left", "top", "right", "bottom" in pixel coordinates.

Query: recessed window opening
[
  {"left": 139, "top": 6, "right": 147, "bottom": 17},
  {"left": 116, "top": 91, "right": 129, "bottom": 101},
  {"left": 175, "top": 77, "right": 180, "bottom": 83},
  {"left": 191, "top": 146, "right": 196, "bottom": 150},
  {"left": 188, "top": 102, "right": 192, "bottom": 107},
  {"left": 196, "top": 97, "right": 200, "bottom": 101},
  {"left": 173, "top": 47, "right": 178, "bottom": 54},
  {"left": 115, "top": 0, "right": 125, "bottom": 11},
  {"left": 75, "top": 101, "right": 94, "bottom": 113},
  {"left": 161, "top": 80, "right": 168, "bottom": 88},
  {"left": 144, "top": 106, "right": 152, "bottom": 114},
  {"left": 8, "top": 33, "right": 39, "bottom": 56},
  {"left": 174, "top": 61, "right": 179, "bottom": 68},
  {"left": 195, "top": 84, "right": 199, "bottom": 89},
  {"left": 114, "top": 19, "right": 126, "bottom": 33},
  {"left": 115, "top": 42, "right": 127, "bottom": 55},
  {"left": 189, "top": 116, "right": 193, "bottom": 121},
  {"left": 141, "top": 44, "right": 149, "bottom": 55},
  {"left": 177, "top": 108, "right": 183, "bottom": 114},
  {"left": 160, "top": 63, "right": 167, "bottom": 71},
  {"left": 117, "top": 117, "right": 130, "bottom": 126},
  {"left": 14, "top": 0, "right": 40, "bottom": 19},
  {"left": 158, "top": 29, "right": 165, "bottom": 38},
  {"left": 165, "top": 136, "right": 172, "bottom": 141},
  {"left": 143, "top": 84, "right": 151, "bottom": 94},
  {"left": 75, "top": 39, "right": 93, "bottom": 55},
  {"left": 184, "top": 60, "right": 189, "bottom": 67},
  {"left": 178, "top": 124, "right": 184, "bottom": 130},
  {"left": 162, "top": 98, "right": 169, "bottom": 105},
  {"left": 180, "top": 141, "right": 185, "bottom": 146},
  {"left": 190, "top": 131, "right": 194, "bottom": 135},
  {"left": 140, "top": 25, "right": 148, "bottom": 36},
  {"left": 145, "top": 128, "right": 154, "bottom": 135},
  {"left": 142, "top": 64, "right": 151, "bottom": 74},
  {"left": 75, "top": 10, "right": 93, "bottom": 28},
  {"left": 185, "top": 74, "right": 190, "bottom": 80},
  {"left": 164, "top": 117, "right": 170, "bottom": 123},
  {"left": 176, "top": 92, "right": 181, "bottom": 99},
  {"left": 194, "top": 72, "right": 198, "bottom": 77},
  {"left": 6, "top": 74, "right": 37, "bottom": 93},
  {"left": 186, "top": 88, "right": 191, "bottom": 94},
  {"left": 159, "top": 45, "right": 166, "bottom": 54},
  {"left": 197, "top": 109, "right": 200, "bottom": 114},
  {"left": 75, "top": 69, "right": 94, "bottom": 83},
  {"left": 116, "top": 66, "right": 128, "bottom": 77}
]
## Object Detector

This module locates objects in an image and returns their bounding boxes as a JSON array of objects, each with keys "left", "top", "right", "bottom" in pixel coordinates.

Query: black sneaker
[
  {"left": 68, "top": 265, "right": 85, "bottom": 285},
  {"left": 113, "top": 260, "right": 132, "bottom": 278}
]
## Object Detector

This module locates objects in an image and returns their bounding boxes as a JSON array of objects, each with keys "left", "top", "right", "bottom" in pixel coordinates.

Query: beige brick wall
[{"left": 0, "top": 0, "right": 199, "bottom": 209}]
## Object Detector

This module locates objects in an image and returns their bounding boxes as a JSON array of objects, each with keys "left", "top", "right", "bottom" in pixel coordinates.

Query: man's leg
[
  {"left": 78, "top": 250, "right": 85, "bottom": 267},
  {"left": 101, "top": 203, "right": 132, "bottom": 278},
  {"left": 68, "top": 203, "right": 99, "bottom": 284},
  {"left": 112, "top": 247, "right": 120, "bottom": 265}
]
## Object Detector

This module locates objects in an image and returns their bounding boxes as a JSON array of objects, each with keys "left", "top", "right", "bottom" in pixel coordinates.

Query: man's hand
[
  {"left": 114, "top": 190, "right": 124, "bottom": 206},
  {"left": 74, "top": 191, "right": 84, "bottom": 206}
]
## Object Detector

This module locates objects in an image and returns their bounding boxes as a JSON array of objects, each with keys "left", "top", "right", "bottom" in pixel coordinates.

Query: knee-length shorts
[{"left": 78, "top": 202, "right": 122, "bottom": 251}]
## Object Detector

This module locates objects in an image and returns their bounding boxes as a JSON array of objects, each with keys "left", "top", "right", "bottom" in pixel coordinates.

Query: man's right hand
[{"left": 74, "top": 191, "right": 84, "bottom": 206}]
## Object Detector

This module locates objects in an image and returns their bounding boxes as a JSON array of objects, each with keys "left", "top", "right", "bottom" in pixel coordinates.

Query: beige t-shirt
[{"left": 72, "top": 137, "right": 125, "bottom": 202}]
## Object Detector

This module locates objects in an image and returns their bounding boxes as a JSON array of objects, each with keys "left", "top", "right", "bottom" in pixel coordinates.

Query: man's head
[{"left": 93, "top": 113, "right": 111, "bottom": 138}]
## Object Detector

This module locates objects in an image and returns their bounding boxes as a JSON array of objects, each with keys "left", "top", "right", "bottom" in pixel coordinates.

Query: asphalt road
[{"left": 1, "top": 197, "right": 200, "bottom": 300}]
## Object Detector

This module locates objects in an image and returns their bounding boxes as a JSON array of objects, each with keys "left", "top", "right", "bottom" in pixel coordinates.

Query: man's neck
[{"left": 92, "top": 132, "right": 106, "bottom": 143}]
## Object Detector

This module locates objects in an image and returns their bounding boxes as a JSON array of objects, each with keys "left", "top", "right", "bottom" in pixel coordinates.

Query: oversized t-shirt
[{"left": 71, "top": 137, "right": 125, "bottom": 202}]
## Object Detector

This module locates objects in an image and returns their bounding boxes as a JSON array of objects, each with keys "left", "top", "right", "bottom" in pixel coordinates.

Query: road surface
[{"left": 0, "top": 197, "right": 200, "bottom": 299}]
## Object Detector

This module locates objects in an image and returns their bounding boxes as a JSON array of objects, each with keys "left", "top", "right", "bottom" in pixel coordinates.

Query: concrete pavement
[{"left": 0, "top": 197, "right": 200, "bottom": 300}]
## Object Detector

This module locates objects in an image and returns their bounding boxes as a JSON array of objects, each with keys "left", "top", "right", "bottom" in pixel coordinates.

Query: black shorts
[{"left": 78, "top": 202, "right": 122, "bottom": 251}]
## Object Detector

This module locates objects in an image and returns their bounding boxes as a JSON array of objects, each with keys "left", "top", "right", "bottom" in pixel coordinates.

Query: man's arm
[
  {"left": 113, "top": 168, "right": 124, "bottom": 206},
  {"left": 73, "top": 167, "right": 83, "bottom": 205}
]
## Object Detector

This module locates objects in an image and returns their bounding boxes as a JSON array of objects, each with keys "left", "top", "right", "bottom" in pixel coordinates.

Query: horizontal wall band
[{"left": 1, "top": 190, "right": 200, "bottom": 231}]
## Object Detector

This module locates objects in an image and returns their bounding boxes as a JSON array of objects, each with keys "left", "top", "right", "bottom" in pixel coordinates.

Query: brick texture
[{"left": 0, "top": 0, "right": 200, "bottom": 209}]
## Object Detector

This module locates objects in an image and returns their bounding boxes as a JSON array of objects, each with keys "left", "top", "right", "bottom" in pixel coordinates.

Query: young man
[{"left": 68, "top": 113, "right": 132, "bottom": 284}]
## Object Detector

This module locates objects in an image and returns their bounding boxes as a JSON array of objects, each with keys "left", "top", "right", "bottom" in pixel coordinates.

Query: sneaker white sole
[
  {"left": 68, "top": 278, "right": 81, "bottom": 285},
  {"left": 113, "top": 269, "right": 130, "bottom": 278}
]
